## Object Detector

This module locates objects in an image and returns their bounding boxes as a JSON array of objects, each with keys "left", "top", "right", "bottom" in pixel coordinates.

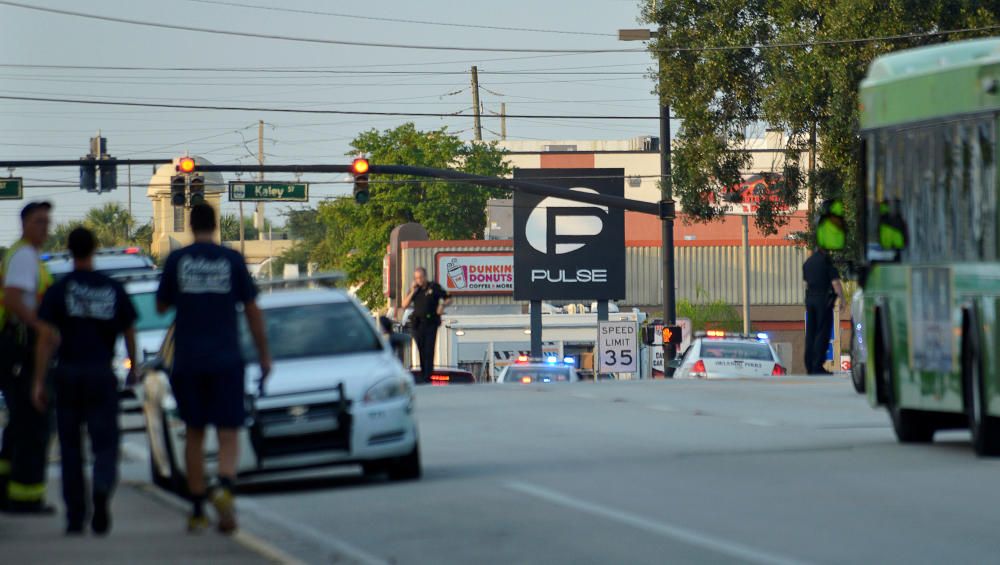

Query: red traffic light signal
[
  {"left": 351, "top": 158, "right": 370, "bottom": 175},
  {"left": 177, "top": 156, "right": 196, "bottom": 173}
]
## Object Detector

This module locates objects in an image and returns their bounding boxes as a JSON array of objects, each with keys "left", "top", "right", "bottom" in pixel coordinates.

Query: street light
[{"left": 619, "top": 27, "right": 677, "bottom": 364}]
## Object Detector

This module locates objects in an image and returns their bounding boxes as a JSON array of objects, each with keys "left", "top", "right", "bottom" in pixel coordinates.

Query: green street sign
[
  {"left": 0, "top": 177, "right": 23, "bottom": 200},
  {"left": 228, "top": 181, "right": 308, "bottom": 202}
]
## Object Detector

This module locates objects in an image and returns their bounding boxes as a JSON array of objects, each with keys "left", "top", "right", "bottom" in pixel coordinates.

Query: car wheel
[
  {"left": 963, "top": 315, "right": 1000, "bottom": 456},
  {"left": 387, "top": 443, "right": 421, "bottom": 481},
  {"left": 877, "top": 311, "right": 934, "bottom": 443},
  {"left": 851, "top": 361, "right": 866, "bottom": 394}
]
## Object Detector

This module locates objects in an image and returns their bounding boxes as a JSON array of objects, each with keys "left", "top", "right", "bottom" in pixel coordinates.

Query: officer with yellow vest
[{"left": 0, "top": 201, "right": 54, "bottom": 513}]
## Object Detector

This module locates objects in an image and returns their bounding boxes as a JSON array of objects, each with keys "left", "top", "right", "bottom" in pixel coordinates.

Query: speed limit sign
[{"left": 598, "top": 320, "right": 638, "bottom": 373}]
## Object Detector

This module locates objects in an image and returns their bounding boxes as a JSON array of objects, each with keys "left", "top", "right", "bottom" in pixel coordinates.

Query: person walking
[
  {"left": 803, "top": 247, "right": 845, "bottom": 375},
  {"left": 31, "top": 227, "right": 138, "bottom": 535},
  {"left": 0, "top": 201, "right": 54, "bottom": 514},
  {"left": 156, "top": 203, "right": 271, "bottom": 534},
  {"left": 401, "top": 267, "right": 449, "bottom": 384}
]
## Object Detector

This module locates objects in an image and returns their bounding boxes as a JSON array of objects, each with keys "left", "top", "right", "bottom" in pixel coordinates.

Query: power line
[
  {"left": 0, "top": 94, "right": 663, "bottom": 119},
  {"left": 0, "top": 63, "right": 652, "bottom": 75},
  {"left": 0, "top": 1, "right": 637, "bottom": 54},
  {"left": 186, "top": 0, "right": 614, "bottom": 38},
  {"left": 3, "top": 2, "right": 998, "bottom": 54}
]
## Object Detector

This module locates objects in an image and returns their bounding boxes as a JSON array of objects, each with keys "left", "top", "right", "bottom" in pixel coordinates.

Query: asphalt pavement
[
  {"left": 9, "top": 376, "right": 1000, "bottom": 564},
  {"left": 213, "top": 376, "right": 1000, "bottom": 565}
]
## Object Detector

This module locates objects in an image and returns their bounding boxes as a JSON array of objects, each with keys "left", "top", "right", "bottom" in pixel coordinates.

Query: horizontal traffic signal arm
[{"left": 0, "top": 160, "right": 661, "bottom": 216}]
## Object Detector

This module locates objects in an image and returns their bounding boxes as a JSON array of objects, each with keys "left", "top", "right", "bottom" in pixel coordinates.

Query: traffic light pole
[{"left": 0, "top": 160, "right": 661, "bottom": 216}]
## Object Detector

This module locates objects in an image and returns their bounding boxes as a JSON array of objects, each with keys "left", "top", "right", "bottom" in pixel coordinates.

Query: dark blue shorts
[{"left": 169, "top": 365, "right": 246, "bottom": 429}]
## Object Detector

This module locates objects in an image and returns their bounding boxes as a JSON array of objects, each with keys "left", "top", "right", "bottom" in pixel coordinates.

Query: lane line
[
  {"left": 238, "top": 496, "right": 390, "bottom": 565},
  {"left": 506, "top": 481, "right": 809, "bottom": 565}
]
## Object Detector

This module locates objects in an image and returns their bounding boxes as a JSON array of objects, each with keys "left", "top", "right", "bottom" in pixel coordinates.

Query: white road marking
[
  {"left": 506, "top": 481, "right": 809, "bottom": 565},
  {"left": 571, "top": 392, "right": 598, "bottom": 399},
  {"left": 238, "top": 497, "right": 390, "bottom": 565},
  {"left": 647, "top": 404, "right": 677, "bottom": 412}
]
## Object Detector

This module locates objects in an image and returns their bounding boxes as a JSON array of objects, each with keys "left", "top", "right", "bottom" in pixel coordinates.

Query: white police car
[
  {"left": 673, "top": 331, "right": 787, "bottom": 379},
  {"left": 43, "top": 246, "right": 156, "bottom": 281},
  {"left": 112, "top": 273, "right": 174, "bottom": 416},
  {"left": 496, "top": 355, "right": 581, "bottom": 384},
  {"left": 142, "top": 287, "right": 420, "bottom": 489}
]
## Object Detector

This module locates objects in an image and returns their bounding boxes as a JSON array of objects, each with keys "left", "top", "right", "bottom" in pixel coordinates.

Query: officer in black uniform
[
  {"left": 802, "top": 247, "right": 845, "bottom": 374},
  {"left": 402, "top": 267, "right": 450, "bottom": 384},
  {"left": 32, "top": 228, "right": 138, "bottom": 534}
]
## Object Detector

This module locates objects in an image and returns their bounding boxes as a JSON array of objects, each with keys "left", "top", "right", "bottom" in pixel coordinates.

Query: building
[{"left": 147, "top": 156, "right": 224, "bottom": 257}]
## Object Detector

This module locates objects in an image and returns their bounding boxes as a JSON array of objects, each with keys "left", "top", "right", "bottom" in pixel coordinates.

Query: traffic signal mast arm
[{"left": 0, "top": 160, "right": 663, "bottom": 216}]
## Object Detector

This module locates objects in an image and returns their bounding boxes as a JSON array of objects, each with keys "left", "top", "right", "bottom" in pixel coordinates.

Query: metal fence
[{"left": 401, "top": 242, "right": 808, "bottom": 308}]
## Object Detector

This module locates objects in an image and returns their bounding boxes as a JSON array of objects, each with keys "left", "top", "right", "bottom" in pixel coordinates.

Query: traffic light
[
  {"left": 189, "top": 174, "right": 205, "bottom": 206},
  {"left": 99, "top": 158, "right": 117, "bottom": 192},
  {"left": 816, "top": 199, "right": 846, "bottom": 251},
  {"left": 177, "top": 156, "right": 196, "bottom": 174},
  {"left": 170, "top": 175, "right": 186, "bottom": 207},
  {"left": 351, "top": 157, "right": 370, "bottom": 204},
  {"left": 80, "top": 160, "right": 97, "bottom": 192}
]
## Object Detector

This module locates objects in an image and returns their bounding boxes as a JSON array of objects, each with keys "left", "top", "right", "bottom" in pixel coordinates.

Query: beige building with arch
[{"left": 147, "top": 156, "right": 224, "bottom": 258}]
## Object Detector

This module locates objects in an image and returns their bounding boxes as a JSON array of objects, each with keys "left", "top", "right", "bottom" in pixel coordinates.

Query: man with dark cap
[
  {"left": 32, "top": 227, "right": 138, "bottom": 535},
  {"left": 0, "top": 201, "right": 54, "bottom": 513}
]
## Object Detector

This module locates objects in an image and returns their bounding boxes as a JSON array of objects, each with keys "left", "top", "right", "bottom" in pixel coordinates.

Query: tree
[
  {"left": 643, "top": 1, "right": 1000, "bottom": 237},
  {"left": 313, "top": 123, "right": 511, "bottom": 306},
  {"left": 220, "top": 213, "right": 272, "bottom": 241},
  {"left": 44, "top": 203, "right": 152, "bottom": 253}
]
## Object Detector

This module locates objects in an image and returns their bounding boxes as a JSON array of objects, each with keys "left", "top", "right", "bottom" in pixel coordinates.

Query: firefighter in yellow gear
[{"left": 0, "top": 201, "right": 54, "bottom": 513}]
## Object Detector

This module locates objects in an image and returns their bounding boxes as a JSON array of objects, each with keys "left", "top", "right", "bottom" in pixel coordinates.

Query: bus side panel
[{"left": 863, "top": 264, "right": 911, "bottom": 408}]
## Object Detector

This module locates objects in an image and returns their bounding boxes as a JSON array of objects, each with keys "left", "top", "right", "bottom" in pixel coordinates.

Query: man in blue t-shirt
[
  {"left": 156, "top": 203, "right": 271, "bottom": 534},
  {"left": 32, "top": 227, "right": 138, "bottom": 535}
]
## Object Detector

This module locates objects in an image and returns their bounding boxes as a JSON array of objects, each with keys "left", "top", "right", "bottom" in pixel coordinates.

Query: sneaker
[
  {"left": 187, "top": 514, "right": 210, "bottom": 534},
  {"left": 92, "top": 494, "right": 111, "bottom": 536},
  {"left": 211, "top": 488, "right": 237, "bottom": 534}
]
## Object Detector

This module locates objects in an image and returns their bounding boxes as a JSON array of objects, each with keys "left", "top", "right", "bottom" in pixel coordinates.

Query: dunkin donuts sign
[{"left": 436, "top": 252, "right": 514, "bottom": 294}]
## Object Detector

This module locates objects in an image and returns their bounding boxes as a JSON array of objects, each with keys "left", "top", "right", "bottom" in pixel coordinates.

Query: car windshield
[
  {"left": 505, "top": 366, "right": 573, "bottom": 382},
  {"left": 241, "top": 302, "right": 383, "bottom": 361},
  {"left": 699, "top": 341, "right": 775, "bottom": 361},
  {"left": 130, "top": 291, "right": 174, "bottom": 332}
]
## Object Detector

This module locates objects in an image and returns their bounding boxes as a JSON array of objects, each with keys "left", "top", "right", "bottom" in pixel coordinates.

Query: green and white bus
[{"left": 859, "top": 38, "right": 1000, "bottom": 455}]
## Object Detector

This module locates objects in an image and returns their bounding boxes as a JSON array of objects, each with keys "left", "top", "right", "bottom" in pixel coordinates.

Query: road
[{"left": 123, "top": 376, "right": 1000, "bottom": 564}]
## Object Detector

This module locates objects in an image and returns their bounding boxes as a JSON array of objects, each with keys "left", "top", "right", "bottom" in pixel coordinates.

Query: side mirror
[{"left": 378, "top": 315, "right": 395, "bottom": 335}]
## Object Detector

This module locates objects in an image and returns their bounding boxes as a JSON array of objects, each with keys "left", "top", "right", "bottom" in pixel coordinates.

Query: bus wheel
[
  {"left": 963, "top": 317, "right": 1000, "bottom": 456},
  {"left": 877, "top": 311, "right": 934, "bottom": 443}
]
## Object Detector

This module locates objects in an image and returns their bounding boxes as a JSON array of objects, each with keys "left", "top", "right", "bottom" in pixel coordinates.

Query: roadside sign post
[
  {"left": 229, "top": 181, "right": 309, "bottom": 202},
  {"left": 0, "top": 177, "right": 23, "bottom": 200},
  {"left": 598, "top": 320, "right": 638, "bottom": 375}
]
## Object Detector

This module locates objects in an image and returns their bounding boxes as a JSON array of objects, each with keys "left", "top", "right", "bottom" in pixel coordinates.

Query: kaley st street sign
[
  {"left": 229, "top": 181, "right": 308, "bottom": 202},
  {"left": 0, "top": 177, "right": 23, "bottom": 200}
]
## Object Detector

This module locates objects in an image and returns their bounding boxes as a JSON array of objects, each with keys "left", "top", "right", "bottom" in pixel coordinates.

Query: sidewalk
[{"left": 0, "top": 480, "right": 280, "bottom": 564}]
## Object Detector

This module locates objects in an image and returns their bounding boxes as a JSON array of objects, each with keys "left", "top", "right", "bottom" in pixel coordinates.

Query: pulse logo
[
  {"left": 525, "top": 188, "right": 609, "bottom": 284},
  {"left": 524, "top": 188, "right": 607, "bottom": 255}
]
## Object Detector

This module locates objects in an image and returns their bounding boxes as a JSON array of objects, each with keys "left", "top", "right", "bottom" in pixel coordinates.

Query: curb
[{"left": 127, "top": 481, "right": 306, "bottom": 565}]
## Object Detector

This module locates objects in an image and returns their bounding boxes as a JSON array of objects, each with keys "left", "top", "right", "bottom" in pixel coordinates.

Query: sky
[{"left": 0, "top": 0, "right": 662, "bottom": 244}]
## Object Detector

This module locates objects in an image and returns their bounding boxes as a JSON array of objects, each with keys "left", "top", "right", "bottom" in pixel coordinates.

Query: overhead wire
[{"left": 185, "top": 0, "right": 615, "bottom": 37}]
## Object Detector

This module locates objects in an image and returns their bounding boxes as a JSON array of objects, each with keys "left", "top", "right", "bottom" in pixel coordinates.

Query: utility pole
[
  {"left": 127, "top": 162, "right": 132, "bottom": 240},
  {"left": 808, "top": 121, "right": 817, "bottom": 220},
  {"left": 620, "top": 27, "right": 676, "bottom": 369},
  {"left": 471, "top": 66, "right": 483, "bottom": 141},
  {"left": 500, "top": 102, "right": 507, "bottom": 141},
  {"left": 256, "top": 119, "right": 265, "bottom": 240}
]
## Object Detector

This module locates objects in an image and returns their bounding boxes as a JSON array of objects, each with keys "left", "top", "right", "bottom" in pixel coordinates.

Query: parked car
[
  {"left": 850, "top": 287, "right": 866, "bottom": 393},
  {"left": 496, "top": 356, "right": 581, "bottom": 384},
  {"left": 142, "top": 287, "right": 420, "bottom": 490}
]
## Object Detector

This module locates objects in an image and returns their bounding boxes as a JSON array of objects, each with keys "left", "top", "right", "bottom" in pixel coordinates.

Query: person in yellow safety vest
[
  {"left": 878, "top": 200, "right": 907, "bottom": 253},
  {"left": 0, "top": 201, "right": 55, "bottom": 514}
]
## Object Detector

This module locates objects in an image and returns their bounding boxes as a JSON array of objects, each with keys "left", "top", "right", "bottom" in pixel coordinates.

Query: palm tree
[{"left": 84, "top": 203, "right": 134, "bottom": 247}]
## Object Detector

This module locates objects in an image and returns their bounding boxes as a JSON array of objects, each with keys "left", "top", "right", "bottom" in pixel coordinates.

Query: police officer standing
[
  {"left": 0, "top": 201, "right": 54, "bottom": 513},
  {"left": 31, "top": 227, "right": 138, "bottom": 535},
  {"left": 402, "top": 267, "right": 449, "bottom": 384},
  {"left": 802, "top": 247, "right": 845, "bottom": 374}
]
